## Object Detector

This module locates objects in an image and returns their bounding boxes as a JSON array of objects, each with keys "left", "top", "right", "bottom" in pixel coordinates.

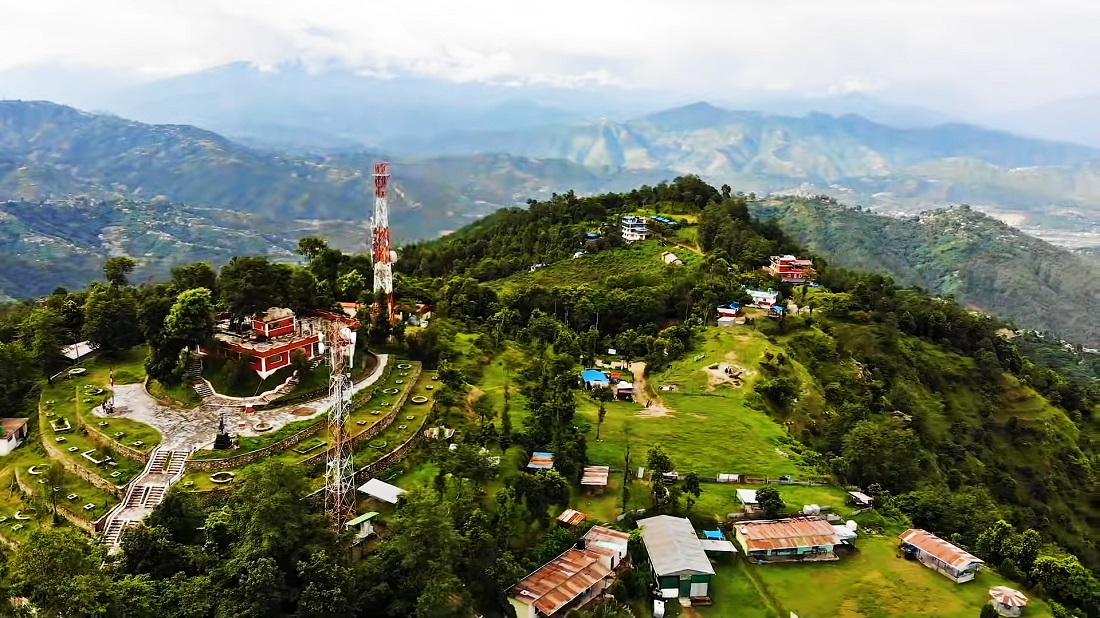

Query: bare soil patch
[
  {"left": 629, "top": 361, "right": 674, "bottom": 417},
  {"left": 704, "top": 351, "right": 754, "bottom": 390}
]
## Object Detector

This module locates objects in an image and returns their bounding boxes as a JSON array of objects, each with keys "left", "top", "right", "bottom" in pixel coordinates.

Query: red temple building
[
  {"left": 764, "top": 254, "right": 815, "bottom": 283},
  {"left": 203, "top": 308, "right": 359, "bottom": 379}
]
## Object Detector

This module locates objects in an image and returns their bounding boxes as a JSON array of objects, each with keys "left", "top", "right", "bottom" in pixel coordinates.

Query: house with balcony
[
  {"left": 621, "top": 216, "right": 650, "bottom": 242},
  {"left": 764, "top": 255, "right": 816, "bottom": 283}
]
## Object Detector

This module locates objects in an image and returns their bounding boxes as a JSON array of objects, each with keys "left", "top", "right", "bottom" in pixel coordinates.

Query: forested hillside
[
  {"left": 0, "top": 176, "right": 1097, "bottom": 617},
  {"left": 399, "top": 178, "right": 1099, "bottom": 611},
  {"left": 752, "top": 198, "right": 1100, "bottom": 346}
]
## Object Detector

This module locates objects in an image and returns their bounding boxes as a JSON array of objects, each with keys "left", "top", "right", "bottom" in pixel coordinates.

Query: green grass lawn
[
  {"left": 753, "top": 535, "right": 1054, "bottom": 618},
  {"left": 701, "top": 559, "right": 782, "bottom": 618},
  {"left": 690, "top": 483, "right": 854, "bottom": 525},
  {"left": 353, "top": 372, "right": 434, "bottom": 468},
  {"left": 494, "top": 239, "right": 703, "bottom": 294},
  {"left": 41, "top": 345, "right": 162, "bottom": 453},
  {"left": 202, "top": 354, "right": 332, "bottom": 399},
  {"left": 4, "top": 441, "right": 122, "bottom": 523},
  {"left": 36, "top": 410, "right": 145, "bottom": 486},
  {"left": 0, "top": 468, "right": 52, "bottom": 543},
  {"left": 147, "top": 379, "right": 203, "bottom": 409}
]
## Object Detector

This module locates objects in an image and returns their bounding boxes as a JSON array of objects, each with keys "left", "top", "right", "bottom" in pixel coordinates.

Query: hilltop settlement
[{"left": 0, "top": 177, "right": 1096, "bottom": 618}]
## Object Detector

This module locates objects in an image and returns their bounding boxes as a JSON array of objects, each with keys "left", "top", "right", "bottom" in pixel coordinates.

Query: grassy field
[
  {"left": 750, "top": 534, "right": 1054, "bottom": 618},
  {"left": 700, "top": 559, "right": 782, "bottom": 618},
  {"left": 574, "top": 327, "right": 820, "bottom": 480},
  {"left": 40, "top": 345, "right": 162, "bottom": 453},
  {"left": 353, "top": 370, "right": 434, "bottom": 468},
  {"left": 37, "top": 410, "right": 145, "bottom": 485},
  {"left": 494, "top": 239, "right": 703, "bottom": 293},
  {"left": 691, "top": 483, "right": 854, "bottom": 525},
  {"left": 4, "top": 437, "right": 122, "bottom": 523}
]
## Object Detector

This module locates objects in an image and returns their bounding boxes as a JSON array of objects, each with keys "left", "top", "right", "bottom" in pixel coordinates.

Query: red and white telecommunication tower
[
  {"left": 372, "top": 162, "right": 396, "bottom": 319},
  {"left": 324, "top": 322, "right": 357, "bottom": 529}
]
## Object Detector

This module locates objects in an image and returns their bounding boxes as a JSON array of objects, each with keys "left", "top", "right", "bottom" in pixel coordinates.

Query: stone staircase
[
  {"left": 102, "top": 447, "right": 190, "bottom": 549},
  {"left": 189, "top": 357, "right": 214, "bottom": 400}
]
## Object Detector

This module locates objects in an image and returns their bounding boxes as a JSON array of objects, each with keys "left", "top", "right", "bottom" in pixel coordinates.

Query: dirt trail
[{"left": 629, "top": 361, "right": 673, "bottom": 417}]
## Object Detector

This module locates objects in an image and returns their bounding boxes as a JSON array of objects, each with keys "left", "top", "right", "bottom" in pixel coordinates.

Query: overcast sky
[{"left": 2, "top": 0, "right": 1098, "bottom": 113}]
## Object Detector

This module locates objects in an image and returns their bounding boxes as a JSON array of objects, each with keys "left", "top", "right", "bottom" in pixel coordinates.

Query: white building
[
  {"left": 621, "top": 216, "right": 650, "bottom": 242},
  {"left": 637, "top": 515, "right": 716, "bottom": 601},
  {"left": 0, "top": 418, "right": 29, "bottom": 456},
  {"left": 747, "top": 289, "right": 780, "bottom": 308}
]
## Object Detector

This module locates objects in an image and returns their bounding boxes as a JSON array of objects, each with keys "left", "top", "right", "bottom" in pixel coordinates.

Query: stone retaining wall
[
  {"left": 77, "top": 411, "right": 150, "bottom": 464},
  {"left": 37, "top": 416, "right": 126, "bottom": 498},
  {"left": 13, "top": 470, "right": 98, "bottom": 534},
  {"left": 353, "top": 428, "right": 425, "bottom": 484},
  {"left": 185, "top": 419, "right": 327, "bottom": 472},
  {"left": 301, "top": 365, "right": 422, "bottom": 468}
]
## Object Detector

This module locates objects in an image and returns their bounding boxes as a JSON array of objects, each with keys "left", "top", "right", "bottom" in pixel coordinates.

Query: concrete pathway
[{"left": 93, "top": 354, "right": 389, "bottom": 452}]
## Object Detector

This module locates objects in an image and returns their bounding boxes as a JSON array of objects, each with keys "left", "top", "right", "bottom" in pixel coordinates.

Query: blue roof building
[{"left": 581, "top": 369, "right": 610, "bottom": 387}]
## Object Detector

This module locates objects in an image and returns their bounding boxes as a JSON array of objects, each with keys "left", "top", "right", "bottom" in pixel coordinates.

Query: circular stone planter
[
  {"left": 368, "top": 440, "right": 387, "bottom": 449},
  {"left": 210, "top": 471, "right": 236, "bottom": 484},
  {"left": 28, "top": 465, "right": 46, "bottom": 476},
  {"left": 253, "top": 422, "right": 273, "bottom": 432},
  {"left": 382, "top": 388, "right": 400, "bottom": 395},
  {"left": 395, "top": 380, "right": 404, "bottom": 384},
  {"left": 410, "top": 396, "right": 429, "bottom": 404},
  {"left": 396, "top": 363, "right": 412, "bottom": 370}
]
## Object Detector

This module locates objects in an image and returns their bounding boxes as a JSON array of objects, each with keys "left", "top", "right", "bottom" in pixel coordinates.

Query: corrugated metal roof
[
  {"left": 736, "top": 518, "right": 839, "bottom": 552},
  {"left": 357, "top": 478, "right": 406, "bottom": 504},
  {"left": 736, "top": 489, "right": 758, "bottom": 505},
  {"left": 527, "top": 452, "right": 555, "bottom": 469},
  {"left": 509, "top": 548, "right": 612, "bottom": 616},
  {"left": 900, "top": 529, "right": 984, "bottom": 570},
  {"left": 699, "top": 539, "right": 738, "bottom": 553},
  {"left": 584, "top": 525, "right": 631, "bottom": 554},
  {"left": 638, "top": 515, "right": 715, "bottom": 577},
  {"left": 581, "top": 466, "right": 610, "bottom": 486},
  {"left": 557, "top": 509, "right": 587, "bottom": 526},
  {"left": 848, "top": 491, "right": 873, "bottom": 504}
]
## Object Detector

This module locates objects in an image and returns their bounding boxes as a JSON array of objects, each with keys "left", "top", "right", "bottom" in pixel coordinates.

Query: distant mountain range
[
  {"left": 4, "top": 97, "right": 1100, "bottom": 342},
  {"left": 753, "top": 198, "right": 1100, "bottom": 346},
  {"left": 0, "top": 100, "right": 647, "bottom": 299},
  {"left": 382, "top": 101, "right": 1100, "bottom": 247}
]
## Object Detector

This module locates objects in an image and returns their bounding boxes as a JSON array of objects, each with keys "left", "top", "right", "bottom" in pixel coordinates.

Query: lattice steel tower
[
  {"left": 324, "top": 322, "right": 356, "bottom": 529},
  {"left": 372, "top": 162, "right": 396, "bottom": 319}
]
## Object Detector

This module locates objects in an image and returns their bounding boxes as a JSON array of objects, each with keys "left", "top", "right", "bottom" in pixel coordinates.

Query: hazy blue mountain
[
  {"left": 1000, "top": 94, "right": 1100, "bottom": 148},
  {"left": 391, "top": 101, "right": 1099, "bottom": 173},
  {"left": 725, "top": 92, "right": 954, "bottom": 128},
  {"left": 92, "top": 62, "right": 661, "bottom": 148}
]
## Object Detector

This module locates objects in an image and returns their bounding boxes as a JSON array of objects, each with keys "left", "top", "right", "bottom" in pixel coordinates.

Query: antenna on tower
[
  {"left": 372, "top": 162, "right": 397, "bottom": 322},
  {"left": 324, "top": 322, "right": 356, "bottom": 529}
]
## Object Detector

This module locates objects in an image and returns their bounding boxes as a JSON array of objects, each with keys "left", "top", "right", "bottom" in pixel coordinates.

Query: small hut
[{"left": 988, "top": 587, "right": 1028, "bottom": 617}]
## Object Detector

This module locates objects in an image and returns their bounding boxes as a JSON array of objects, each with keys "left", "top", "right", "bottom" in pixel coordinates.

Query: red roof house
[{"left": 764, "top": 255, "right": 815, "bottom": 283}]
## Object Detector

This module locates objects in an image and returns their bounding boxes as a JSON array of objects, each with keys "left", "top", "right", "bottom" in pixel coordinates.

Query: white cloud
[{"left": 1, "top": 0, "right": 1098, "bottom": 111}]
